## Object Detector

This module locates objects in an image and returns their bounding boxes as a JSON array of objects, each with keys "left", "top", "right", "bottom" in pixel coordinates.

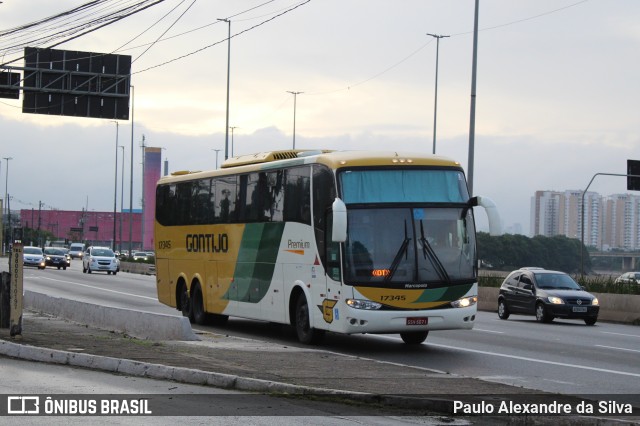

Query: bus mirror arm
[
  {"left": 470, "top": 196, "right": 502, "bottom": 236},
  {"left": 332, "top": 198, "right": 347, "bottom": 242}
]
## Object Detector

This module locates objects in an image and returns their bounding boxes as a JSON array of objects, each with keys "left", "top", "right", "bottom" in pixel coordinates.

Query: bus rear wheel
[
  {"left": 294, "top": 295, "right": 324, "bottom": 345},
  {"left": 400, "top": 331, "right": 429, "bottom": 345},
  {"left": 191, "top": 283, "right": 208, "bottom": 325},
  {"left": 180, "top": 284, "right": 193, "bottom": 322}
]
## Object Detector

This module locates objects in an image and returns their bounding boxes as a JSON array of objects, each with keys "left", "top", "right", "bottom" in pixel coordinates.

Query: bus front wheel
[
  {"left": 294, "top": 295, "right": 324, "bottom": 345},
  {"left": 191, "top": 283, "right": 208, "bottom": 325},
  {"left": 400, "top": 331, "right": 429, "bottom": 345}
]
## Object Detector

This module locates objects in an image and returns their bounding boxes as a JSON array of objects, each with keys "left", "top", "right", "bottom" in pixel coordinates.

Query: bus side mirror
[
  {"left": 332, "top": 198, "right": 347, "bottom": 243},
  {"left": 470, "top": 196, "right": 502, "bottom": 236}
]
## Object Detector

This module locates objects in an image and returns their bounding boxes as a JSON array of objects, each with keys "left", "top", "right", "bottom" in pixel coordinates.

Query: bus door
[{"left": 319, "top": 209, "right": 344, "bottom": 330}]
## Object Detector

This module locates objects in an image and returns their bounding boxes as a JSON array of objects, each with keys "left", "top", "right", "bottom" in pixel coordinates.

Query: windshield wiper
[
  {"left": 384, "top": 220, "right": 411, "bottom": 282},
  {"left": 420, "top": 221, "right": 451, "bottom": 284}
]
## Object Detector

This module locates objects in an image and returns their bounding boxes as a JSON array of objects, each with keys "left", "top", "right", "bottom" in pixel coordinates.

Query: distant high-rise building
[{"left": 531, "top": 190, "right": 640, "bottom": 250}]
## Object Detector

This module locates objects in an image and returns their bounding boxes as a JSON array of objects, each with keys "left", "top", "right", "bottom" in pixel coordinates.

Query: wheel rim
[
  {"left": 498, "top": 302, "right": 505, "bottom": 317},
  {"left": 536, "top": 305, "right": 544, "bottom": 321}
]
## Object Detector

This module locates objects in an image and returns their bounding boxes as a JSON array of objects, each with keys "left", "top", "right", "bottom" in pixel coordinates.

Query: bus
[{"left": 154, "top": 150, "right": 501, "bottom": 345}]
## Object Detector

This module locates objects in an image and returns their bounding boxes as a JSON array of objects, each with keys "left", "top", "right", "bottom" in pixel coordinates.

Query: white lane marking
[
  {"left": 425, "top": 342, "right": 640, "bottom": 378},
  {"left": 600, "top": 331, "right": 640, "bottom": 339},
  {"left": 473, "top": 328, "right": 504, "bottom": 334},
  {"left": 28, "top": 276, "right": 157, "bottom": 301},
  {"left": 596, "top": 345, "right": 640, "bottom": 353},
  {"left": 373, "top": 335, "right": 640, "bottom": 378}
]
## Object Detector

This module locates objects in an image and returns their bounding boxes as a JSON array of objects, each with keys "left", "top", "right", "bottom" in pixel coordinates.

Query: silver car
[
  {"left": 23, "top": 246, "right": 46, "bottom": 269},
  {"left": 82, "top": 246, "right": 118, "bottom": 275}
]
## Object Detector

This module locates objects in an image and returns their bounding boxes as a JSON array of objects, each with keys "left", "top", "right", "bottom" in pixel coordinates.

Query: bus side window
[
  {"left": 284, "top": 166, "right": 311, "bottom": 225},
  {"left": 267, "top": 171, "right": 284, "bottom": 222},
  {"left": 216, "top": 175, "right": 237, "bottom": 223},
  {"left": 156, "top": 184, "right": 176, "bottom": 226},
  {"left": 176, "top": 181, "right": 192, "bottom": 226},
  {"left": 192, "top": 178, "right": 213, "bottom": 224},
  {"left": 313, "top": 165, "right": 335, "bottom": 265}
]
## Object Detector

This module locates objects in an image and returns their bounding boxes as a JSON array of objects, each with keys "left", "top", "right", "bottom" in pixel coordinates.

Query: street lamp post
[
  {"left": 218, "top": 18, "right": 231, "bottom": 160},
  {"left": 467, "top": 0, "right": 480, "bottom": 196},
  {"left": 230, "top": 126, "right": 238, "bottom": 157},
  {"left": 129, "top": 84, "right": 135, "bottom": 257},
  {"left": 119, "top": 145, "right": 125, "bottom": 253},
  {"left": 3, "top": 157, "right": 11, "bottom": 255},
  {"left": 287, "top": 91, "right": 303, "bottom": 149},
  {"left": 579, "top": 172, "right": 637, "bottom": 278},
  {"left": 112, "top": 121, "right": 119, "bottom": 251},
  {"left": 427, "top": 33, "right": 449, "bottom": 155},
  {"left": 213, "top": 149, "right": 221, "bottom": 169}
]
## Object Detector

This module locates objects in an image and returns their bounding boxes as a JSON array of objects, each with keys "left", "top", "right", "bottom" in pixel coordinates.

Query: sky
[{"left": 0, "top": 0, "right": 639, "bottom": 236}]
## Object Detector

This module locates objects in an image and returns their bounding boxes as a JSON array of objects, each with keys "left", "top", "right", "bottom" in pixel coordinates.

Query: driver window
[{"left": 519, "top": 275, "right": 533, "bottom": 290}]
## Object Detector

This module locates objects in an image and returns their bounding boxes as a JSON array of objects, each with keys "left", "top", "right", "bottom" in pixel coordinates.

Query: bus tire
[
  {"left": 400, "top": 331, "right": 428, "bottom": 345},
  {"left": 179, "top": 284, "right": 193, "bottom": 322},
  {"left": 191, "top": 283, "right": 208, "bottom": 326},
  {"left": 294, "top": 295, "right": 324, "bottom": 345}
]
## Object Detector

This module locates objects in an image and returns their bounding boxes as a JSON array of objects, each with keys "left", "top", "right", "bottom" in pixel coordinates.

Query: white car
[
  {"left": 82, "top": 246, "right": 118, "bottom": 275},
  {"left": 23, "top": 246, "right": 46, "bottom": 269}
]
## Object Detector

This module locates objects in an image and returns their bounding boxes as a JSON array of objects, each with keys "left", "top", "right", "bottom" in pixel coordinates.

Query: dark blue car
[{"left": 497, "top": 267, "right": 599, "bottom": 326}]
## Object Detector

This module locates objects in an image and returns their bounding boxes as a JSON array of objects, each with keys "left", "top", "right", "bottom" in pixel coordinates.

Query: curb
[{"left": 0, "top": 339, "right": 373, "bottom": 399}]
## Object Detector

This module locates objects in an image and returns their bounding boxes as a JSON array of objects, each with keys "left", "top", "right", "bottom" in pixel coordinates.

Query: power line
[
  {"left": 133, "top": 0, "right": 311, "bottom": 75},
  {"left": 0, "top": 0, "right": 168, "bottom": 66}
]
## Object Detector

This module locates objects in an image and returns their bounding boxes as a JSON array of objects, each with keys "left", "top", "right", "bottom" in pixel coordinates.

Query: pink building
[{"left": 19, "top": 208, "right": 143, "bottom": 251}]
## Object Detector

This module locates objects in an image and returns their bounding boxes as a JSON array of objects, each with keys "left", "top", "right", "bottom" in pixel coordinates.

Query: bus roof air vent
[{"left": 221, "top": 150, "right": 334, "bottom": 168}]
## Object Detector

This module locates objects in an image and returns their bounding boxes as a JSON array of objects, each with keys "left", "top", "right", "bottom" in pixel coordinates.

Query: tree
[{"left": 477, "top": 232, "right": 590, "bottom": 273}]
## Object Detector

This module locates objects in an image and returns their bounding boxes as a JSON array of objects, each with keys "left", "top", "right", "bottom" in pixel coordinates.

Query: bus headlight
[
  {"left": 450, "top": 296, "right": 477, "bottom": 308},
  {"left": 346, "top": 299, "right": 382, "bottom": 310}
]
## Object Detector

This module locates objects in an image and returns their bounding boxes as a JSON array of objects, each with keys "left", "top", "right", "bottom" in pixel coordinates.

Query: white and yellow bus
[{"left": 155, "top": 150, "right": 500, "bottom": 344}]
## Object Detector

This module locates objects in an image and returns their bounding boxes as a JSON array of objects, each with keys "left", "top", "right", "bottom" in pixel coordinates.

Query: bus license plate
[
  {"left": 406, "top": 317, "right": 428, "bottom": 326},
  {"left": 572, "top": 307, "right": 587, "bottom": 313}
]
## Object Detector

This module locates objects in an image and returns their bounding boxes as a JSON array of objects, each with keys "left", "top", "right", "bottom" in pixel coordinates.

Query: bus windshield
[
  {"left": 343, "top": 207, "right": 476, "bottom": 285},
  {"left": 339, "top": 168, "right": 475, "bottom": 286}
]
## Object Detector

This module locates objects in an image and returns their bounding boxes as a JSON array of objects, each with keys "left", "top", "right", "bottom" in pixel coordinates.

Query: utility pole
[
  {"left": 287, "top": 91, "right": 303, "bottom": 149},
  {"left": 218, "top": 18, "right": 231, "bottom": 160},
  {"left": 467, "top": 0, "right": 479, "bottom": 196},
  {"left": 112, "top": 121, "right": 119, "bottom": 251},
  {"left": 119, "top": 145, "right": 125, "bottom": 254},
  {"left": 140, "top": 134, "right": 146, "bottom": 250},
  {"left": 129, "top": 84, "right": 135, "bottom": 258},
  {"left": 427, "top": 33, "right": 449, "bottom": 155}
]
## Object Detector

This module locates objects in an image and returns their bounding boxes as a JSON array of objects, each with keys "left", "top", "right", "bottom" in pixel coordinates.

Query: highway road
[{"left": 18, "top": 262, "right": 640, "bottom": 403}]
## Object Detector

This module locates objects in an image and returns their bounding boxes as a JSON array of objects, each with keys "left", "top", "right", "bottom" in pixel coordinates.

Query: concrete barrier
[
  {"left": 24, "top": 290, "right": 198, "bottom": 341},
  {"left": 119, "top": 261, "right": 155, "bottom": 275},
  {"left": 478, "top": 287, "right": 640, "bottom": 324}
]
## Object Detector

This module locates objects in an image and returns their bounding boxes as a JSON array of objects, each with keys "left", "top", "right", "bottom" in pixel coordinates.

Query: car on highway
[
  {"left": 497, "top": 267, "right": 599, "bottom": 325},
  {"left": 614, "top": 271, "right": 640, "bottom": 285},
  {"left": 23, "top": 246, "right": 46, "bottom": 269},
  {"left": 60, "top": 248, "right": 72, "bottom": 267},
  {"left": 132, "top": 251, "right": 149, "bottom": 261},
  {"left": 82, "top": 246, "right": 118, "bottom": 275},
  {"left": 68, "top": 242, "right": 85, "bottom": 259},
  {"left": 43, "top": 247, "right": 69, "bottom": 270}
]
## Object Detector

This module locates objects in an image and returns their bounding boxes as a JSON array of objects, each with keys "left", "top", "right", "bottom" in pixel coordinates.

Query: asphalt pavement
[{"left": 2, "top": 309, "right": 638, "bottom": 424}]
